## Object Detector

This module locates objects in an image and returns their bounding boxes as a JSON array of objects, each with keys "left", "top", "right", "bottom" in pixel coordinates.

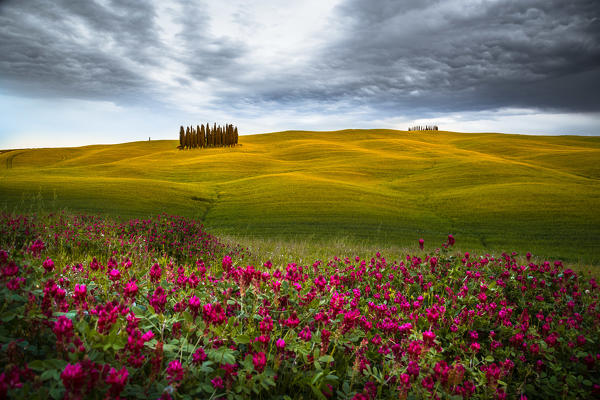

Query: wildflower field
[
  {"left": 1, "top": 129, "right": 599, "bottom": 264},
  {"left": 1, "top": 212, "right": 598, "bottom": 399}
]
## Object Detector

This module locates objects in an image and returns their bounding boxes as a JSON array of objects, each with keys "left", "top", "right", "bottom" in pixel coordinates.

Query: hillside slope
[{"left": 1, "top": 129, "right": 599, "bottom": 263}]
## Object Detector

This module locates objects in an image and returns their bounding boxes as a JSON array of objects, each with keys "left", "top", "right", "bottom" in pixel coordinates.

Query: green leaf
[
  {"left": 318, "top": 355, "right": 334, "bottom": 364},
  {"left": 235, "top": 335, "right": 250, "bottom": 345},
  {"left": 46, "top": 359, "right": 67, "bottom": 370},
  {"left": 50, "top": 387, "right": 64, "bottom": 400},
  {"left": 312, "top": 371, "right": 324, "bottom": 385},
  {"left": 342, "top": 381, "right": 350, "bottom": 394},
  {"left": 200, "top": 383, "right": 213, "bottom": 393},
  {"left": 29, "top": 360, "right": 46, "bottom": 371},
  {"left": 40, "top": 370, "right": 59, "bottom": 381},
  {"left": 1, "top": 312, "right": 17, "bottom": 322}
]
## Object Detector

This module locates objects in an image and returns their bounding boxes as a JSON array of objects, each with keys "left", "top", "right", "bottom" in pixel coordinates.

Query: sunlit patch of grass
[{"left": 1, "top": 130, "right": 598, "bottom": 263}]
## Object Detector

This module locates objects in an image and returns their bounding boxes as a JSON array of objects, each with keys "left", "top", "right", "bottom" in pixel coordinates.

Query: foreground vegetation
[
  {"left": 1, "top": 212, "right": 598, "bottom": 399},
  {"left": 1, "top": 130, "right": 599, "bottom": 264}
]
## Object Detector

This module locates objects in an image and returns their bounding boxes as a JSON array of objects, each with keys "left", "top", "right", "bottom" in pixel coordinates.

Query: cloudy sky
[{"left": 1, "top": 0, "right": 599, "bottom": 148}]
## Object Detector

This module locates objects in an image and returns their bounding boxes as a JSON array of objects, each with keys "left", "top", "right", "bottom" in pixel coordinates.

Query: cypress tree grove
[{"left": 176, "top": 123, "right": 239, "bottom": 149}]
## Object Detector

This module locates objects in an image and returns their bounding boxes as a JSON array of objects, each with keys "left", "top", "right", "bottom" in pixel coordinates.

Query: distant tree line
[
  {"left": 178, "top": 123, "right": 239, "bottom": 149},
  {"left": 408, "top": 125, "right": 438, "bottom": 131}
]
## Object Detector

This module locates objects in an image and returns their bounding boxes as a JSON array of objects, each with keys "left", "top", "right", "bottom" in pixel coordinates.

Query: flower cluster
[{"left": 0, "top": 212, "right": 598, "bottom": 399}]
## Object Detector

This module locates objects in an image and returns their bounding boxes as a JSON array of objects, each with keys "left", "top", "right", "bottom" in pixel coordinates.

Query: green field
[{"left": 1, "top": 129, "right": 599, "bottom": 264}]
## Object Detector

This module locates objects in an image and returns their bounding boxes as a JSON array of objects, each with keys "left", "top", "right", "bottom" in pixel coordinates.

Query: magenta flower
[
  {"left": 419, "top": 238, "right": 424, "bottom": 250},
  {"left": 188, "top": 295, "right": 201, "bottom": 318},
  {"left": 60, "top": 363, "right": 86, "bottom": 394},
  {"left": 123, "top": 280, "right": 138, "bottom": 299},
  {"left": 407, "top": 361, "right": 420, "bottom": 377},
  {"left": 422, "top": 330, "right": 436, "bottom": 345},
  {"left": 276, "top": 338, "right": 286, "bottom": 351},
  {"left": 142, "top": 330, "right": 154, "bottom": 342},
  {"left": 253, "top": 351, "right": 267, "bottom": 373},
  {"left": 42, "top": 258, "right": 54, "bottom": 273},
  {"left": 73, "top": 284, "right": 87, "bottom": 302},
  {"left": 108, "top": 268, "right": 121, "bottom": 282},
  {"left": 149, "top": 263, "right": 162, "bottom": 283},
  {"left": 105, "top": 367, "right": 128, "bottom": 397},
  {"left": 53, "top": 315, "right": 74, "bottom": 343},
  {"left": 166, "top": 360, "right": 184, "bottom": 384},
  {"left": 421, "top": 375, "right": 435, "bottom": 392},
  {"left": 192, "top": 347, "right": 207, "bottom": 364},
  {"left": 447, "top": 234, "right": 455, "bottom": 246},
  {"left": 149, "top": 286, "right": 167, "bottom": 313},
  {"left": 298, "top": 326, "right": 312, "bottom": 342},
  {"left": 259, "top": 316, "right": 274, "bottom": 334},
  {"left": 211, "top": 376, "right": 224, "bottom": 389},
  {"left": 222, "top": 255, "right": 233, "bottom": 272}
]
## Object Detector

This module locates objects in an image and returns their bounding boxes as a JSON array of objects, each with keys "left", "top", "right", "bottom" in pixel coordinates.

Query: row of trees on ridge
[
  {"left": 178, "top": 123, "right": 239, "bottom": 149},
  {"left": 408, "top": 125, "right": 439, "bottom": 131}
]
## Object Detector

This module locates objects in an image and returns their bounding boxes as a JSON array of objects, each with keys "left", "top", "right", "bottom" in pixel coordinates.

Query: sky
[{"left": 0, "top": 0, "right": 599, "bottom": 148}]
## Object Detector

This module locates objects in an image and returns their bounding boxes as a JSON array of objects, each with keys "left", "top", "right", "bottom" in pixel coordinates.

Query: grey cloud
[
  {"left": 0, "top": 0, "right": 598, "bottom": 119},
  {"left": 248, "top": 0, "right": 600, "bottom": 114},
  {"left": 0, "top": 0, "right": 246, "bottom": 104},
  {"left": 172, "top": 2, "right": 247, "bottom": 82},
  {"left": 0, "top": 0, "right": 159, "bottom": 102}
]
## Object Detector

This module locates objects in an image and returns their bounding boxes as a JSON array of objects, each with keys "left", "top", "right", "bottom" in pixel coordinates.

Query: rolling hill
[{"left": 1, "top": 129, "right": 599, "bottom": 264}]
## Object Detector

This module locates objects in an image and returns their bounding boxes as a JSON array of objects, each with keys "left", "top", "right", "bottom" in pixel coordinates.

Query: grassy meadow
[{"left": 1, "top": 129, "right": 599, "bottom": 264}]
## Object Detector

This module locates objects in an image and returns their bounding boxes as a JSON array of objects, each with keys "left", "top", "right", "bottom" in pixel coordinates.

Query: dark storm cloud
[
  {"left": 1, "top": 0, "right": 599, "bottom": 116},
  {"left": 0, "top": 0, "right": 246, "bottom": 104},
  {"left": 172, "top": 2, "right": 247, "bottom": 82},
  {"left": 250, "top": 0, "right": 600, "bottom": 114},
  {"left": 0, "top": 0, "right": 158, "bottom": 101}
]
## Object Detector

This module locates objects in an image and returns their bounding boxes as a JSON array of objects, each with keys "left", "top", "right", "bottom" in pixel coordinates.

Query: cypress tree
[
  {"left": 200, "top": 125, "right": 205, "bottom": 148},
  {"left": 185, "top": 127, "right": 190, "bottom": 149},
  {"left": 234, "top": 126, "right": 238, "bottom": 145},
  {"left": 179, "top": 126, "right": 184, "bottom": 148}
]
